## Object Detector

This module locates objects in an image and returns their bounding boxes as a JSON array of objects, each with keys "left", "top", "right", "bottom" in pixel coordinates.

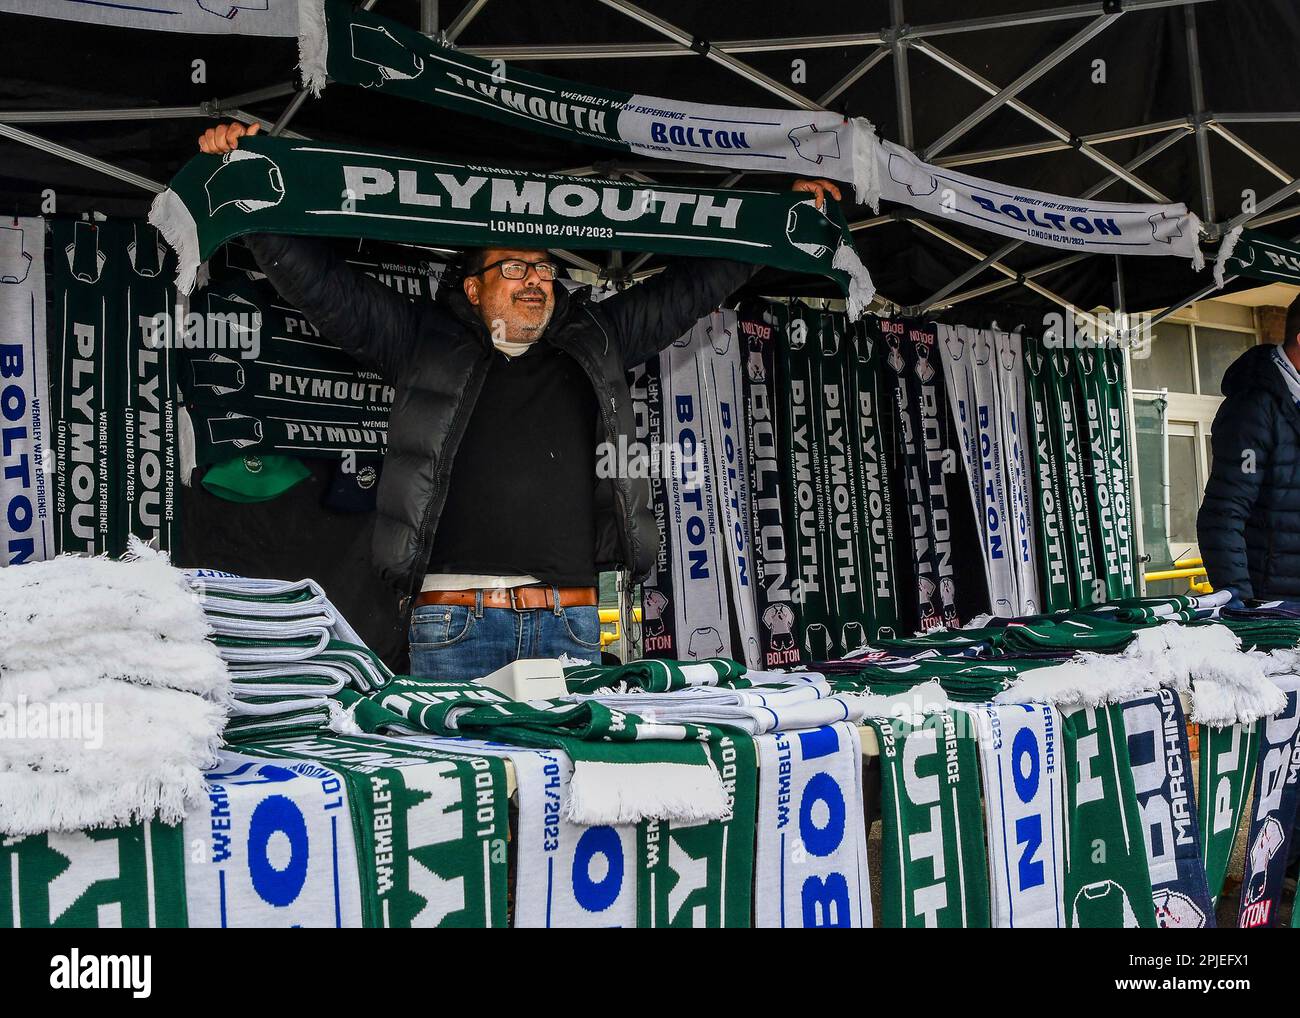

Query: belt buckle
[{"left": 508, "top": 586, "right": 526, "bottom": 612}]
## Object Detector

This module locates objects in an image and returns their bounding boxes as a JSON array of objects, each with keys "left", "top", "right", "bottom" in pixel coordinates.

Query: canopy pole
[
  {"left": 0, "top": 124, "right": 162, "bottom": 192},
  {"left": 922, "top": 12, "right": 1121, "bottom": 161},
  {"left": 1185, "top": 5, "right": 1215, "bottom": 222},
  {"left": 420, "top": 0, "right": 439, "bottom": 36},
  {"left": 1207, "top": 122, "right": 1292, "bottom": 184},
  {"left": 936, "top": 116, "right": 1191, "bottom": 170},
  {"left": 445, "top": 0, "right": 490, "bottom": 42},
  {"left": 889, "top": 0, "right": 914, "bottom": 150},
  {"left": 911, "top": 39, "right": 1171, "bottom": 201},
  {"left": 594, "top": 0, "right": 821, "bottom": 110},
  {"left": 938, "top": 252, "right": 1089, "bottom": 309}
]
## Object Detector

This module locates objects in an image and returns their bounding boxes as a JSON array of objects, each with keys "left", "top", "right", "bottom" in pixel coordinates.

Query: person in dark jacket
[
  {"left": 1198, "top": 294, "right": 1300, "bottom": 604},
  {"left": 198, "top": 121, "right": 842, "bottom": 680}
]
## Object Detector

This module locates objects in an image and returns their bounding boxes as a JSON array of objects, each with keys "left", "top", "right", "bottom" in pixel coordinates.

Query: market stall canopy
[{"left": 1, "top": 0, "right": 1297, "bottom": 316}]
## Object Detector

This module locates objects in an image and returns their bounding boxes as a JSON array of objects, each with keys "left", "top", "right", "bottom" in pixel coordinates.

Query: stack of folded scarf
[
  {"left": 563, "top": 657, "right": 747, "bottom": 694},
  {"left": 187, "top": 570, "right": 392, "bottom": 743},
  {"left": 570, "top": 677, "right": 864, "bottom": 735},
  {"left": 336, "top": 678, "right": 733, "bottom": 825},
  {"left": 835, "top": 656, "right": 1062, "bottom": 702},
  {"left": 0, "top": 541, "right": 229, "bottom": 834}
]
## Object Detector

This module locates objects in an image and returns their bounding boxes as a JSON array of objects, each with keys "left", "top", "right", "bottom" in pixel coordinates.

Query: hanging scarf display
[
  {"left": 1102, "top": 344, "right": 1139, "bottom": 597},
  {"left": 938, "top": 324, "right": 1017, "bottom": 616},
  {"left": 845, "top": 315, "right": 901, "bottom": 641},
  {"left": 699, "top": 310, "right": 764, "bottom": 667},
  {"left": 813, "top": 310, "right": 870, "bottom": 656},
  {"left": 0, "top": 216, "right": 52, "bottom": 566},
  {"left": 631, "top": 355, "right": 679, "bottom": 658},
  {"left": 150, "top": 137, "right": 874, "bottom": 313},
  {"left": 881, "top": 317, "right": 943, "bottom": 633},
  {"left": 1023, "top": 333, "right": 1074, "bottom": 611},
  {"left": 776, "top": 304, "right": 833, "bottom": 659},
  {"left": 48, "top": 219, "right": 181, "bottom": 557},
  {"left": 658, "top": 324, "right": 733, "bottom": 662},
  {"left": 906, "top": 320, "right": 960, "bottom": 629},
  {"left": 1074, "top": 346, "right": 1124, "bottom": 601},
  {"left": 994, "top": 329, "right": 1040, "bottom": 615},
  {"left": 1047, "top": 346, "right": 1100, "bottom": 605},
  {"left": 737, "top": 301, "right": 803, "bottom": 668}
]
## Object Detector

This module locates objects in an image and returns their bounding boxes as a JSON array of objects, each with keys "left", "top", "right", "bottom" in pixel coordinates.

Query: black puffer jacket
[
  {"left": 1197, "top": 343, "right": 1300, "bottom": 599},
  {"left": 245, "top": 234, "right": 754, "bottom": 608}
]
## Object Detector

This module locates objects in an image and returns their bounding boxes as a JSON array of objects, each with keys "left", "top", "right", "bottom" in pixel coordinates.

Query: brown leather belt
[{"left": 415, "top": 586, "right": 599, "bottom": 611}]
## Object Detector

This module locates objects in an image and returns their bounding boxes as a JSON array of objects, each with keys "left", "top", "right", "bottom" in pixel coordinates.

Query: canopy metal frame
[{"left": 0, "top": 0, "right": 1297, "bottom": 319}]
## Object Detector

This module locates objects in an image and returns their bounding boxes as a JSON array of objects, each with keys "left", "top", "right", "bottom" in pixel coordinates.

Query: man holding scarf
[{"left": 198, "top": 121, "right": 841, "bottom": 681}]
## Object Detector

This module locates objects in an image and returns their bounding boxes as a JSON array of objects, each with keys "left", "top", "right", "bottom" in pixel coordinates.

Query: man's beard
[{"left": 510, "top": 288, "right": 553, "bottom": 340}]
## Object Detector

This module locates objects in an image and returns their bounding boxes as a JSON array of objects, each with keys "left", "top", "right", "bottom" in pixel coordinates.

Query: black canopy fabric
[{"left": 2, "top": 0, "right": 1298, "bottom": 315}]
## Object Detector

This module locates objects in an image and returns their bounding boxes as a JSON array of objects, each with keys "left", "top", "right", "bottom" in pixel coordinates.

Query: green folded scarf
[{"left": 335, "top": 680, "right": 732, "bottom": 826}]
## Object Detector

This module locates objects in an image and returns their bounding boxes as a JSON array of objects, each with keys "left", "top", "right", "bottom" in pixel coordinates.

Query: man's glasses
[{"left": 472, "top": 258, "right": 560, "bottom": 282}]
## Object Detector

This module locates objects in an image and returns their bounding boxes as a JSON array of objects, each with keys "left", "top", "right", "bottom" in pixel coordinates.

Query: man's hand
[
  {"left": 198, "top": 120, "right": 261, "bottom": 155},
  {"left": 792, "top": 178, "right": 842, "bottom": 211}
]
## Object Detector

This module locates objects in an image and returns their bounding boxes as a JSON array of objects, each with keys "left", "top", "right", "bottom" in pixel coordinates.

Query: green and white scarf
[
  {"left": 1074, "top": 346, "right": 1124, "bottom": 601},
  {"left": 636, "top": 732, "right": 757, "bottom": 928},
  {"left": 564, "top": 657, "right": 745, "bottom": 694},
  {"left": 1023, "top": 333, "right": 1074, "bottom": 611},
  {"left": 1047, "top": 347, "right": 1100, "bottom": 605},
  {"left": 1213, "top": 226, "right": 1300, "bottom": 289},
  {"left": 48, "top": 219, "right": 181, "bottom": 557},
  {"left": 245, "top": 735, "right": 509, "bottom": 928},
  {"left": 406, "top": 735, "right": 640, "bottom": 928},
  {"left": 1, "top": 822, "right": 187, "bottom": 928},
  {"left": 868, "top": 712, "right": 990, "bottom": 927},
  {"left": 150, "top": 135, "right": 874, "bottom": 315},
  {"left": 1197, "top": 721, "right": 1259, "bottom": 904},
  {"left": 338, "top": 681, "right": 732, "bottom": 826},
  {"left": 1061, "top": 705, "right": 1157, "bottom": 927}
]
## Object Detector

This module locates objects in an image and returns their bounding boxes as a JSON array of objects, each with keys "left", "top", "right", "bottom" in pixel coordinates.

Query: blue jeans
[{"left": 408, "top": 589, "right": 602, "bottom": 681}]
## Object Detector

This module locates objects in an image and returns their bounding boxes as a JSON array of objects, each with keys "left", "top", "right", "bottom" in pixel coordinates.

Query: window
[
  {"left": 1131, "top": 322, "right": 1193, "bottom": 393},
  {"left": 1166, "top": 426, "right": 1201, "bottom": 549},
  {"left": 1195, "top": 326, "right": 1257, "bottom": 397},
  {"left": 1126, "top": 303, "right": 1262, "bottom": 590}
]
